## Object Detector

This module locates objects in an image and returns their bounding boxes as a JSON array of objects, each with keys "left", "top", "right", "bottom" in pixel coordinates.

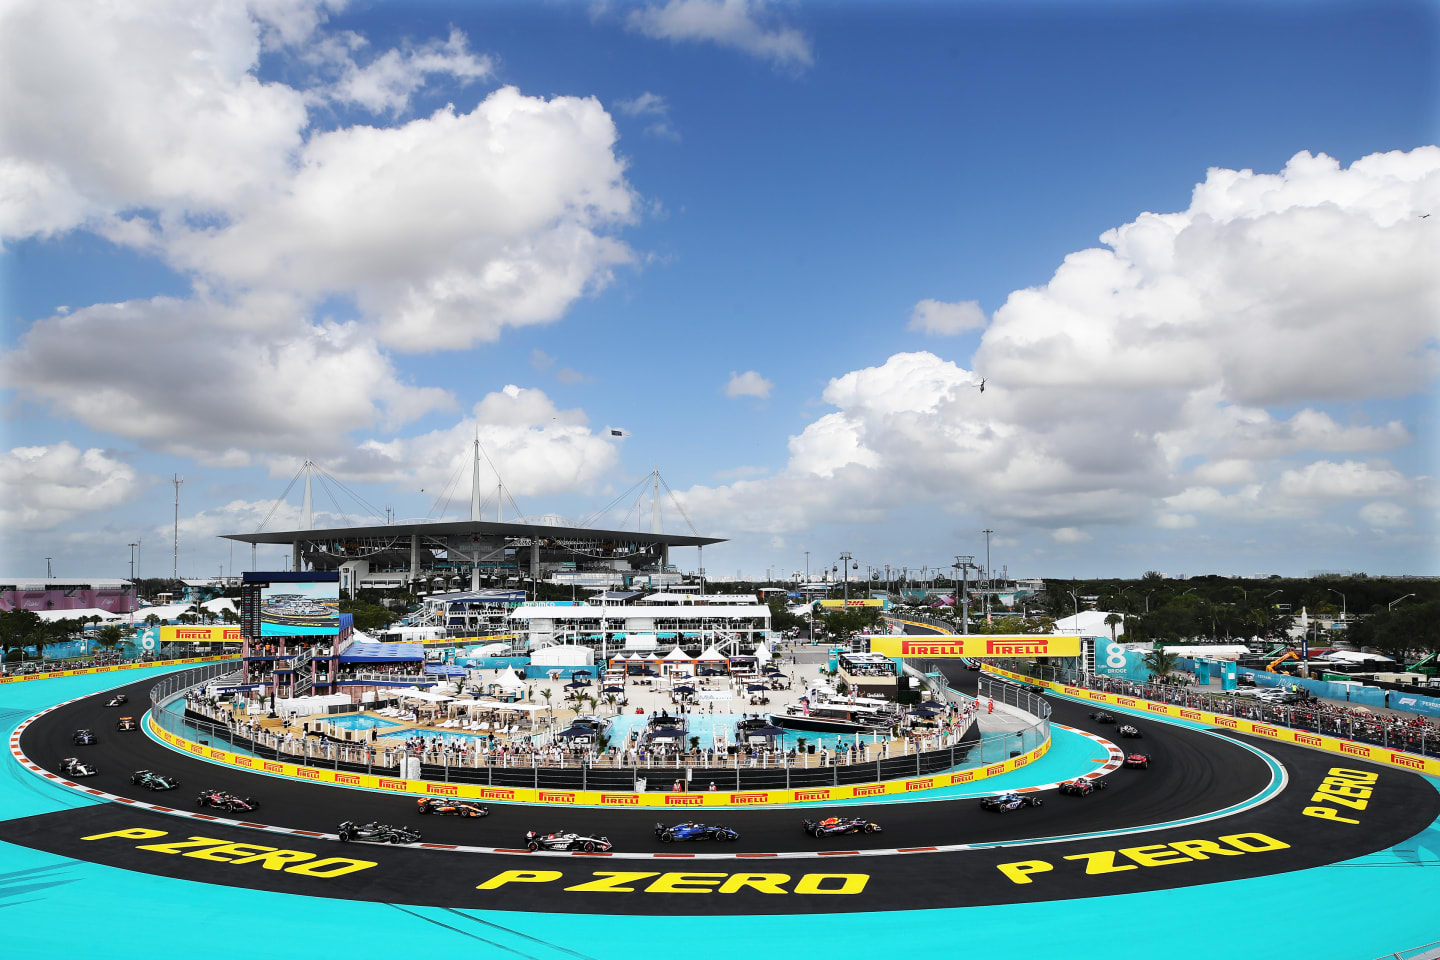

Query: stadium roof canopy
[{"left": 220, "top": 518, "right": 724, "bottom": 548}]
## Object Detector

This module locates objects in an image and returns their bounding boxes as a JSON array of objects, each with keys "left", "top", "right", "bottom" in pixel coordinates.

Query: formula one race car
[
  {"left": 72, "top": 729, "right": 96, "bottom": 745},
  {"left": 802, "top": 816, "right": 882, "bottom": 837},
  {"left": 524, "top": 831, "right": 613, "bottom": 852},
  {"left": 338, "top": 821, "right": 421, "bottom": 844},
  {"left": 1058, "top": 778, "right": 1106, "bottom": 796},
  {"left": 980, "top": 792, "right": 1044, "bottom": 812},
  {"left": 131, "top": 769, "right": 179, "bottom": 791},
  {"left": 416, "top": 797, "right": 489, "bottom": 817},
  {"left": 58, "top": 757, "right": 98, "bottom": 777},
  {"left": 197, "top": 789, "right": 258, "bottom": 812},
  {"left": 1124, "top": 753, "right": 1152, "bottom": 769},
  {"left": 655, "top": 821, "right": 740, "bottom": 842},
  {"left": 1089, "top": 711, "right": 1115, "bottom": 723},
  {"left": 105, "top": 694, "right": 128, "bottom": 707},
  {"left": 1116, "top": 724, "right": 1143, "bottom": 738},
  {"left": 116, "top": 716, "right": 138, "bottom": 732}
]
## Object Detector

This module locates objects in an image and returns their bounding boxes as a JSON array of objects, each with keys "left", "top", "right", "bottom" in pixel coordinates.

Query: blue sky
[{"left": 1, "top": 0, "right": 1436, "bottom": 582}]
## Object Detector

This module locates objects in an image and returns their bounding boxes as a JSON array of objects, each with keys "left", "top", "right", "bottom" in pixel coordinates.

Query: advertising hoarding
[{"left": 868, "top": 635, "right": 1082, "bottom": 657}]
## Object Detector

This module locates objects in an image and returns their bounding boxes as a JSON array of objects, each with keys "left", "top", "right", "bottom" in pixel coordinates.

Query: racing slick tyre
[
  {"left": 863, "top": 823, "right": 876, "bottom": 834},
  {"left": 417, "top": 805, "right": 431, "bottom": 815},
  {"left": 1034, "top": 799, "right": 1044, "bottom": 807},
  {"left": 339, "top": 832, "right": 351, "bottom": 843},
  {"left": 583, "top": 841, "right": 596, "bottom": 852},
  {"left": 660, "top": 832, "right": 673, "bottom": 843},
  {"left": 527, "top": 841, "right": 540, "bottom": 852}
]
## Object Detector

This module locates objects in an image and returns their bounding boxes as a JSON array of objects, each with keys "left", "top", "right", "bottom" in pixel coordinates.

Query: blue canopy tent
[{"left": 339, "top": 642, "right": 425, "bottom": 664}]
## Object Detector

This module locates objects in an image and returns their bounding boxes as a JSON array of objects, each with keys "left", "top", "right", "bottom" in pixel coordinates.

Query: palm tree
[
  {"left": 1104, "top": 613, "right": 1124, "bottom": 642},
  {"left": 95, "top": 624, "right": 125, "bottom": 652},
  {"left": 144, "top": 614, "right": 162, "bottom": 627},
  {"left": 1141, "top": 649, "right": 1181, "bottom": 684},
  {"left": 604, "top": 693, "right": 618, "bottom": 715},
  {"left": 540, "top": 688, "right": 553, "bottom": 714}
]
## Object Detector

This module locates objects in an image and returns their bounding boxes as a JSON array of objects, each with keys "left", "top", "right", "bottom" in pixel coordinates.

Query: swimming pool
[{"left": 325, "top": 714, "right": 404, "bottom": 731}]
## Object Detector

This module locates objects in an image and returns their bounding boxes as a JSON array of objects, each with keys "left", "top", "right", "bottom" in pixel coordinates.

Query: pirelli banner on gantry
[
  {"left": 868, "top": 635, "right": 1082, "bottom": 658},
  {"left": 161, "top": 625, "right": 244, "bottom": 644}
]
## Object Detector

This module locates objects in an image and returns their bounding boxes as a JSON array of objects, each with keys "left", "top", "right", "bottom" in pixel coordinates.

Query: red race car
[
  {"left": 1124, "top": 753, "right": 1152, "bottom": 769},
  {"left": 1058, "top": 778, "right": 1106, "bottom": 796}
]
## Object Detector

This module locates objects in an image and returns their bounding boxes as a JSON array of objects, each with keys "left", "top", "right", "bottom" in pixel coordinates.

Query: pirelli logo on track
[
  {"left": 1338, "top": 741, "right": 1370, "bottom": 757},
  {"left": 601, "top": 794, "right": 639, "bottom": 806},
  {"left": 986, "top": 764, "right": 1005, "bottom": 776},
  {"left": 264, "top": 762, "right": 284, "bottom": 774},
  {"left": 235, "top": 757, "right": 254, "bottom": 768},
  {"left": 1293, "top": 733, "right": 1323, "bottom": 747},
  {"left": 1116, "top": 698, "right": 1138, "bottom": 708},
  {"left": 664, "top": 795, "right": 703, "bottom": 806},
  {"left": 426, "top": 783, "right": 459, "bottom": 796},
  {"left": 1214, "top": 717, "right": 1239, "bottom": 729},
  {"left": 905, "top": 778, "right": 933, "bottom": 791},
  {"left": 477, "top": 788, "right": 516, "bottom": 801},
  {"left": 1146, "top": 703, "right": 1167, "bottom": 714},
  {"left": 335, "top": 773, "right": 362, "bottom": 785},
  {"left": 539, "top": 792, "right": 575, "bottom": 804},
  {"left": 1178, "top": 710, "right": 1202, "bottom": 721},
  {"left": 869, "top": 636, "right": 1079, "bottom": 657},
  {"left": 1253, "top": 726, "right": 1279, "bottom": 738},
  {"left": 729, "top": 794, "right": 767, "bottom": 805},
  {"left": 296, "top": 768, "right": 320, "bottom": 780},
  {"left": 794, "top": 789, "right": 831, "bottom": 801},
  {"left": 1390, "top": 753, "right": 1425, "bottom": 770},
  {"left": 852, "top": 784, "right": 885, "bottom": 798},
  {"left": 378, "top": 778, "right": 407, "bottom": 790},
  {"left": 949, "top": 771, "right": 975, "bottom": 784}
]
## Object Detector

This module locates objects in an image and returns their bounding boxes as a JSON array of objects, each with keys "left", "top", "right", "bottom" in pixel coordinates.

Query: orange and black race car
[
  {"left": 416, "top": 797, "right": 489, "bottom": 817},
  {"left": 116, "top": 716, "right": 138, "bottom": 731}
]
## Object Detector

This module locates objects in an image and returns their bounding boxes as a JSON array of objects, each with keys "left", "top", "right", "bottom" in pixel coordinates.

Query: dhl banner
[
  {"left": 870, "top": 635, "right": 1082, "bottom": 658},
  {"left": 148, "top": 715, "right": 1051, "bottom": 807},
  {"left": 818, "top": 599, "right": 885, "bottom": 609},
  {"left": 0, "top": 655, "right": 235, "bottom": 686},
  {"left": 981, "top": 664, "right": 1440, "bottom": 779},
  {"left": 161, "top": 625, "right": 243, "bottom": 644},
  {"left": 407, "top": 633, "right": 518, "bottom": 647}
]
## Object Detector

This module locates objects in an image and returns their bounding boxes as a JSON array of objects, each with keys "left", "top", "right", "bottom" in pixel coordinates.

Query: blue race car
[
  {"left": 655, "top": 821, "right": 740, "bottom": 843},
  {"left": 979, "top": 792, "right": 1044, "bottom": 812}
]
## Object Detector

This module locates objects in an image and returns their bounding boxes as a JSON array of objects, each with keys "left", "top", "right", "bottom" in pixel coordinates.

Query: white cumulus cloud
[
  {"left": 0, "top": 443, "right": 142, "bottom": 530},
  {"left": 725, "top": 370, "right": 773, "bottom": 399},
  {"left": 907, "top": 299, "right": 987, "bottom": 336},
  {"left": 1358, "top": 501, "right": 1409, "bottom": 528},
  {"left": 627, "top": 0, "right": 813, "bottom": 70}
]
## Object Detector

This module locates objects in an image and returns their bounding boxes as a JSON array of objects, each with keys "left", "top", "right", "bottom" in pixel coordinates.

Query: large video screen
[{"left": 259, "top": 580, "right": 339, "bottom": 637}]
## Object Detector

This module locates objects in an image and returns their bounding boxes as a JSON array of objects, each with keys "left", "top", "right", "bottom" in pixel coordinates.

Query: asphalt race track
[{"left": 8, "top": 667, "right": 1438, "bottom": 915}]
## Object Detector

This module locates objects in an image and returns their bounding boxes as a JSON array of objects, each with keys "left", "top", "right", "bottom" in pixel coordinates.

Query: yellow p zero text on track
[
  {"left": 995, "top": 832, "right": 1290, "bottom": 884},
  {"left": 82, "top": 828, "right": 377, "bottom": 878}
]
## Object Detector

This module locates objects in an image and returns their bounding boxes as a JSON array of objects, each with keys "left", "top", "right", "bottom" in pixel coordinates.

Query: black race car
[
  {"left": 72, "top": 729, "right": 96, "bottom": 745},
  {"left": 980, "top": 792, "right": 1044, "bottom": 812},
  {"left": 802, "top": 816, "right": 882, "bottom": 837},
  {"left": 1116, "top": 724, "right": 1143, "bottom": 738},
  {"left": 116, "top": 716, "right": 138, "bottom": 732},
  {"left": 1058, "top": 777, "right": 1106, "bottom": 796},
  {"left": 131, "top": 769, "right": 179, "bottom": 791},
  {"left": 58, "top": 757, "right": 98, "bottom": 777},
  {"left": 1089, "top": 711, "right": 1115, "bottom": 723},
  {"left": 524, "top": 830, "right": 612, "bottom": 852},
  {"left": 197, "top": 789, "right": 258, "bottom": 812},
  {"left": 104, "top": 694, "right": 128, "bottom": 707},
  {"left": 1124, "top": 753, "right": 1152, "bottom": 769},
  {"left": 655, "top": 821, "right": 740, "bottom": 842},
  {"left": 338, "top": 821, "right": 421, "bottom": 844},
  {"left": 416, "top": 798, "right": 488, "bottom": 817}
]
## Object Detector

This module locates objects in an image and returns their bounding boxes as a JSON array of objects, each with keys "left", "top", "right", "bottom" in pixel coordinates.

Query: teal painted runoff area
[{"left": 5, "top": 665, "right": 1439, "bottom": 960}]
